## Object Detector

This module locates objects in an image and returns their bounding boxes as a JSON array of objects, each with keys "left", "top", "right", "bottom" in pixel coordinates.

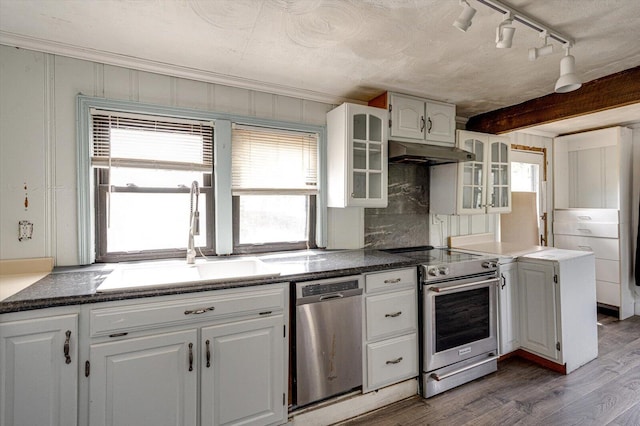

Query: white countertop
[
  {"left": 449, "top": 233, "right": 549, "bottom": 257},
  {"left": 0, "top": 258, "right": 53, "bottom": 301}
]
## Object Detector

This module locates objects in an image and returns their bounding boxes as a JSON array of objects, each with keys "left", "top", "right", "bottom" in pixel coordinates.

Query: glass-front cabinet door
[
  {"left": 349, "top": 107, "right": 387, "bottom": 207},
  {"left": 488, "top": 137, "right": 511, "bottom": 213},
  {"left": 458, "top": 133, "right": 487, "bottom": 214},
  {"left": 327, "top": 103, "right": 388, "bottom": 208}
]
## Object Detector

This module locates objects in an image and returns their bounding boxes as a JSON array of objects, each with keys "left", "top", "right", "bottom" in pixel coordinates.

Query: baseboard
[
  {"left": 287, "top": 378, "right": 419, "bottom": 426},
  {"left": 513, "top": 349, "right": 567, "bottom": 374}
]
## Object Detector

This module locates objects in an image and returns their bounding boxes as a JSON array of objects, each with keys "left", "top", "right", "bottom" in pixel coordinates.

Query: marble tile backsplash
[{"left": 364, "top": 164, "right": 430, "bottom": 249}]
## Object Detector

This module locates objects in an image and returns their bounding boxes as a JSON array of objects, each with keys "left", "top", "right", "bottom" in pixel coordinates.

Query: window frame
[
  {"left": 232, "top": 194, "right": 317, "bottom": 254},
  {"left": 77, "top": 95, "right": 327, "bottom": 264}
]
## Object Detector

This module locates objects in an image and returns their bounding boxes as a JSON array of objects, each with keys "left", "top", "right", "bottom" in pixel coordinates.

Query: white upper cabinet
[
  {"left": 327, "top": 103, "right": 388, "bottom": 208},
  {"left": 389, "top": 93, "right": 456, "bottom": 146},
  {"left": 430, "top": 130, "right": 511, "bottom": 215},
  {"left": 554, "top": 126, "right": 632, "bottom": 210}
]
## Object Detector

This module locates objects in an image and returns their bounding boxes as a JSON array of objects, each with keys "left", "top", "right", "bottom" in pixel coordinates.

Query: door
[
  {"left": 518, "top": 261, "right": 558, "bottom": 361},
  {"left": 389, "top": 93, "right": 425, "bottom": 140},
  {"left": 510, "top": 148, "right": 547, "bottom": 244},
  {"left": 201, "top": 315, "right": 285, "bottom": 426},
  {"left": 457, "top": 132, "right": 487, "bottom": 214},
  {"left": 89, "top": 330, "right": 197, "bottom": 426},
  {"left": 487, "top": 137, "right": 511, "bottom": 213},
  {"left": 0, "top": 314, "right": 78, "bottom": 426},
  {"left": 350, "top": 106, "right": 387, "bottom": 206}
]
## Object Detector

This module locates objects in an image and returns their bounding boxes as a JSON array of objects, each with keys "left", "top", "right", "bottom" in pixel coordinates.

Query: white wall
[{"left": 0, "top": 44, "right": 334, "bottom": 265}]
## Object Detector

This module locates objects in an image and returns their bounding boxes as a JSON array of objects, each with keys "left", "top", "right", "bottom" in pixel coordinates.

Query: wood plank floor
[{"left": 338, "top": 313, "right": 640, "bottom": 426}]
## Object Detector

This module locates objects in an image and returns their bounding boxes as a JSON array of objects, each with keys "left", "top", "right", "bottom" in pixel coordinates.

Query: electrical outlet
[{"left": 18, "top": 220, "right": 33, "bottom": 241}]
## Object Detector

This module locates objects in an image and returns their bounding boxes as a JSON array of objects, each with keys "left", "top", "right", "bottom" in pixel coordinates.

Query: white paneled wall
[{"left": 0, "top": 45, "right": 333, "bottom": 265}]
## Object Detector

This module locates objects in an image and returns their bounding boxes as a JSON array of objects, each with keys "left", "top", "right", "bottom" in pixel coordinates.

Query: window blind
[
  {"left": 91, "top": 109, "right": 213, "bottom": 171},
  {"left": 231, "top": 126, "right": 318, "bottom": 195}
]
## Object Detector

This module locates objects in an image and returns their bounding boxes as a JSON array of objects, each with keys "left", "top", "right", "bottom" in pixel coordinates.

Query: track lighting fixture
[
  {"left": 555, "top": 45, "right": 582, "bottom": 93},
  {"left": 453, "top": 0, "right": 477, "bottom": 32},
  {"left": 495, "top": 12, "right": 515, "bottom": 48},
  {"left": 452, "top": 0, "right": 581, "bottom": 93},
  {"left": 528, "top": 31, "right": 554, "bottom": 61}
]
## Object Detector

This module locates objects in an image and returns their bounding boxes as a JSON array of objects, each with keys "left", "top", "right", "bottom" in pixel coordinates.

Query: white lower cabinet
[
  {"left": 517, "top": 250, "right": 598, "bottom": 374},
  {"left": 201, "top": 315, "right": 285, "bottom": 426},
  {"left": 497, "top": 261, "right": 519, "bottom": 355},
  {"left": 89, "top": 330, "right": 198, "bottom": 426},
  {"left": 0, "top": 311, "right": 79, "bottom": 426},
  {"left": 87, "top": 283, "right": 288, "bottom": 426},
  {"left": 363, "top": 268, "right": 418, "bottom": 392},
  {"left": 517, "top": 261, "right": 559, "bottom": 361}
]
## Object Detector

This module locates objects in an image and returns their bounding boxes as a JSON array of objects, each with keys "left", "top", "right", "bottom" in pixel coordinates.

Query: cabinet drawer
[
  {"left": 595, "top": 259, "right": 620, "bottom": 284},
  {"left": 597, "top": 280, "right": 620, "bottom": 307},
  {"left": 365, "top": 268, "right": 416, "bottom": 293},
  {"left": 90, "top": 285, "right": 286, "bottom": 336},
  {"left": 554, "top": 209, "right": 619, "bottom": 223},
  {"left": 366, "top": 288, "right": 417, "bottom": 341},
  {"left": 366, "top": 333, "right": 418, "bottom": 391},
  {"left": 554, "top": 235, "right": 619, "bottom": 260},
  {"left": 553, "top": 221, "right": 619, "bottom": 238}
]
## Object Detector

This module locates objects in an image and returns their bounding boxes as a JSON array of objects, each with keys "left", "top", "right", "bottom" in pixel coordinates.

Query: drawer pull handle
[
  {"left": 577, "top": 245, "right": 593, "bottom": 251},
  {"left": 384, "top": 278, "right": 401, "bottom": 284},
  {"left": 64, "top": 330, "right": 72, "bottom": 364},
  {"left": 385, "top": 311, "right": 402, "bottom": 318},
  {"left": 576, "top": 228, "right": 592, "bottom": 233},
  {"left": 184, "top": 306, "right": 215, "bottom": 315},
  {"left": 577, "top": 216, "right": 592, "bottom": 220},
  {"left": 188, "top": 343, "right": 194, "bottom": 372},
  {"left": 386, "top": 357, "right": 403, "bottom": 365},
  {"left": 205, "top": 340, "right": 211, "bottom": 368}
]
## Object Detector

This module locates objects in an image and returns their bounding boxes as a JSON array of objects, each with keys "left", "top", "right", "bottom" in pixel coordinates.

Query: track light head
[
  {"left": 495, "top": 13, "right": 515, "bottom": 48},
  {"left": 453, "top": 0, "right": 477, "bottom": 32},
  {"left": 555, "top": 46, "right": 582, "bottom": 93},
  {"left": 529, "top": 32, "right": 554, "bottom": 61}
]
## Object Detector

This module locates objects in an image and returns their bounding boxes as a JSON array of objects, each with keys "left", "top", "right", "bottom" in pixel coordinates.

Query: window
[
  {"left": 91, "top": 110, "right": 214, "bottom": 262},
  {"left": 231, "top": 126, "right": 318, "bottom": 253}
]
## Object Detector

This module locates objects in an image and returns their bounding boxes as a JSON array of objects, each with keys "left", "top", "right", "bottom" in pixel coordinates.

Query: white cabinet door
[
  {"left": 89, "top": 329, "right": 198, "bottom": 426},
  {"left": 0, "top": 314, "right": 78, "bottom": 426},
  {"left": 201, "top": 315, "right": 285, "bottom": 426},
  {"left": 487, "top": 137, "right": 511, "bottom": 213},
  {"left": 518, "top": 261, "right": 559, "bottom": 361},
  {"left": 498, "top": 263, "right": 519, "bottom": 355},
  {"left": 389, "top": 93, "right": 425, "bottom": 140},
  {"left": 457, "top": 132, "right": 488, "bottom": 214},
  {"left": 425, "top": 101, "right": 455, "bottom": 145}
]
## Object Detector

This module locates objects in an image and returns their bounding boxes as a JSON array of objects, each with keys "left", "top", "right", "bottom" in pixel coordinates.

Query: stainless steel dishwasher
[{"left": 295, "top": 275, "right": 363, "bottom": 407}]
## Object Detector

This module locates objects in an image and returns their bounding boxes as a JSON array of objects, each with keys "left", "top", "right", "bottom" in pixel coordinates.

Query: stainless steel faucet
[{"left": 186, "top": 180, "right": 200, "bottom": 264}]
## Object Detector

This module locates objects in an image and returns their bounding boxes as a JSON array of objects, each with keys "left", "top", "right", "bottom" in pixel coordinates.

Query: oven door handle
[
  {"left": 430, "top": 354, "right": 499, "bottom": 381},
  {"left": 429, "top": 278, "right": 499, "bottom": 293}
]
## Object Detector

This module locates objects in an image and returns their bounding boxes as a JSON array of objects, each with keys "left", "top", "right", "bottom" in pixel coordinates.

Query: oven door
[{"left": 423, "top": 275, "right": 498, "bottom": 372}]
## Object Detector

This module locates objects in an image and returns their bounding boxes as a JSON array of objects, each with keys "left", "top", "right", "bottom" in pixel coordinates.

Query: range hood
[{"left": 388, "top": 140, "right": 475, "bottom": 165}]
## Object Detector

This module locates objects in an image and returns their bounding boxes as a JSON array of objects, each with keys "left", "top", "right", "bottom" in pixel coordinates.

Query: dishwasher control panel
[{"left": 301, "top": 280, "right": 359, "bottom": 297}]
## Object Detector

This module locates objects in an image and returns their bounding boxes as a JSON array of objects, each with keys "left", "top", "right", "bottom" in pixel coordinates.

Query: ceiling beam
[{"left": 466, "top": 65, "right": 640, "bottom": 134}]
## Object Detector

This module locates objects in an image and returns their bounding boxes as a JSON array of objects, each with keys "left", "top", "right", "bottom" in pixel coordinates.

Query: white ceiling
[{"left": 1, "top": 0, "right": 640, "bottom": 131}]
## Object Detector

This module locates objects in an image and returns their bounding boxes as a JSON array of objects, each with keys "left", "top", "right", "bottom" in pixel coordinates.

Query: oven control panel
[{"left": 422, "top": 257, "right": 499, "bottom": 281}]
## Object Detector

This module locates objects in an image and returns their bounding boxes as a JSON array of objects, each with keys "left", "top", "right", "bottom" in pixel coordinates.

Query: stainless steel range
[{"left": 387, "top": 247, "right": 500, "bottom": 398}]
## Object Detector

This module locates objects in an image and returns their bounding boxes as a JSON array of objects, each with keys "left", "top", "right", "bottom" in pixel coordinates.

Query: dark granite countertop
[{"left": 0, "top": 249, "right": 419, "bottom": 314}]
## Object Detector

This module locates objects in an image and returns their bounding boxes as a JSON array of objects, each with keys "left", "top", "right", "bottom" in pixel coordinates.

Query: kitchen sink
[{"left": 97, "top": 257, "right": 280, "bottom": 292}]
